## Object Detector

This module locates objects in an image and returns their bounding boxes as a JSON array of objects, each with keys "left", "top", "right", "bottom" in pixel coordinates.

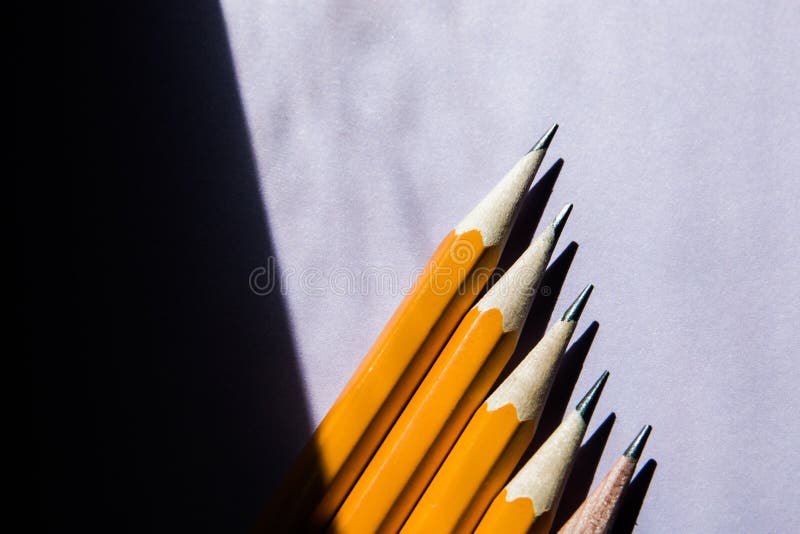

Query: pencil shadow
[
  {"left": 611, "top": 459, "right": 658, "bottom": 534},
  {"left": 522, "top": 241, "right": 580, "bottom": 351},
  {"left": 497, "top": 159, "right": 565, "bottom": 273},
  {"left": 494, "top": 242, "right": 579, "bottom": 388},
  {"left": 527, "top": 321, "right": 600, "bottom": 456},
  {"left": 551, "top": 413, "right": 617, "bottom": 532},
  {"left": 38, "top": 2, "right": 313, "bottom": 532}
]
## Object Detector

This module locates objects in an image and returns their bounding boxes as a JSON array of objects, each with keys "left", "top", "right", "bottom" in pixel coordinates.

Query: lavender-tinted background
[{"left": 221, "top": 2, "right": 799, "bottom": 532}]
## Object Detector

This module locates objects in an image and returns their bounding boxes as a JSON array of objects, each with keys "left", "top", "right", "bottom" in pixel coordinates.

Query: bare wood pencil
[
  {"left": 328, "top": 206, "right": 571, "bottom": 534},
  {"left": 476, "top": 371, "right": 609, "bottom": 534},
  {"left": 402, "top": 284, "right": 594, "bottom": 534},
  {"left": 558, "top": 425, "right": 652, "bottom": 534},
  {"left": 256, "top": 126, "right": 558, "bottom": 532}
]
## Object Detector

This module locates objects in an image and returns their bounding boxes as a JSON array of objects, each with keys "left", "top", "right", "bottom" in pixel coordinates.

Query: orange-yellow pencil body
[
  {"left": 257, "top": 127, "right": 558, "bottom": 533},
  {"left": 476, "top": 372, "right": 609, "bottom": 534},
  {"left": 328, "top": 206, "right": 569, "bottom": 534},
  {"left": 558, "top": 425, "right": 652, "bottom": 534},
  {"left": 402, "top": 285, "right": 593, "bottom": 534},
  {"left": 408, "top": 403, "right": 532, "bottom": 532}
]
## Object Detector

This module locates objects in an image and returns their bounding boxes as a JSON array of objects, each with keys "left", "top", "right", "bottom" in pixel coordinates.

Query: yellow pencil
[
  {"left": 257, "top": 125, "right": 559, "bottom": 533},
  {"left": 329, "top": 205, "right": 571, "bottom": 534},
  {"left": 402, "top": 284, "right": 594, "bottom": 534},
  {"left": 476, "top": 371, "right": 609, "bottom": 534}
]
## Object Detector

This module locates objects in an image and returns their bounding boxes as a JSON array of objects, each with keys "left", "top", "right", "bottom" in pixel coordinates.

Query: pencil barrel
[{"left": 261, "top": 230, "right": 497, "bottom": 532}]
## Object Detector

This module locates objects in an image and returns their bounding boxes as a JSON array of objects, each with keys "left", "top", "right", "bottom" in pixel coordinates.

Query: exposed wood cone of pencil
[
  {"left": 558, "top": 425, "right": 652, "bottom": 534},
  {"left": 255, "top": 125, "right": 559, "bottom": 533},
  {"left": 328, "top": 204, "right": 572, "bottom": 534},
  {"left": 402, "top": 283, "right": 594, "bottom": 534},
  {"left": 476, "top": 370, "right": 609, "bottom": 534}
]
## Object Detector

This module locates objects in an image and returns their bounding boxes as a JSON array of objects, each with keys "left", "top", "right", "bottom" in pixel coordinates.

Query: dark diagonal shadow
[
  {"left": 494, "top": 242, "right": 579, "bottom": 388},
  {"left": 497, "top": 159, "right": 565, "bottom": 273},
  {"left": 526, "top": 321, "right": 600, "bottom": 457},
  {"left": 520, "top": 241, "right": 579, "bottom": 352},
  {"left": 35, "top": 2, "right": 311, "bottom": 532},
  {"left": 552, "top": 413, "right": 617, "bottom": 532},
  {"left": 611, "top": 459, "right": 658, "bottom": 534}
]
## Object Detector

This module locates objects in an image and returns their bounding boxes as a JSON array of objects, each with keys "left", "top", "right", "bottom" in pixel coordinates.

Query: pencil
[
  {"left": 258, "top": 125, "right": 559, "bottom": 532},
  {"left": 557, "top": 425, "right": 652, "bottom": 534},
  {"left": 475, "top": 371, "right": 609, "bottom": 534},
  {"left": 402, "top": 284, "right": 594, "bottom": 534},
  {"left": 329, "top": 205, "right": 572, "bottom": 534}
]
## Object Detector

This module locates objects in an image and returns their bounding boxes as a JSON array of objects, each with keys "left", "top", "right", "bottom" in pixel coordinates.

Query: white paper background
[{"left": 220, "top": 2, "right": 799, "bottom": 531}]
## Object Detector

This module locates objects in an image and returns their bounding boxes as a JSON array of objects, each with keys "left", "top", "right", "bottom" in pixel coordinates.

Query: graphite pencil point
[
  {"left": 530, "top": 123, "right": 559, "bottom": 153},
  {"left": 562, "top": 284, "right": 594, "bottom": 322},
  {"left": 552, "top": 203, "right": 573, "bottom": 241},
  {"left": 576, "top": 371, "right": 609, "bottom": 422},
  {"left": 624, "top": 424, "right": 653, "bottom": 459}
]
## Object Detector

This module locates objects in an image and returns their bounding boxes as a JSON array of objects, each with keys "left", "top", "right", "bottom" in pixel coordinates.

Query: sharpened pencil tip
[
  {"left": 529, "top": 123, "right": 559, "bottom": 153},
  {"left": 562, "top": 284, "right": 594, "bottom": 322},
  {"left": 552, "top": 203, "right": 573, "bottom": 241},
  {"left": 576, "top": 370, "right": 609, "bottom": 423},
  {"left": 624, "top": 424, "right": 652, "bottom": 459}
]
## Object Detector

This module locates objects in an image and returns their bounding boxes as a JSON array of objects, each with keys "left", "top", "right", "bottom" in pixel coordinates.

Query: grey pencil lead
[
  {"left": 562, "top": 284, "right": 594, "bottom": 322},
  {"left": 552, "top": 203, "right": 573, "bottom": 241},
  {"left": 624, "top": 424, "right": 653, "bottom": 459},
  {"left": 576, "top": 370, "right": 609, "bottom": 423},
  {"left": 529, "top": 123, "right": 559, "bottom": 153}
]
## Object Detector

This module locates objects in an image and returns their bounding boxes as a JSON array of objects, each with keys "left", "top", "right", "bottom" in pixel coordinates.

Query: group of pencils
[{"left": 257, "top": 124, "right": 653, "bottom": 534}]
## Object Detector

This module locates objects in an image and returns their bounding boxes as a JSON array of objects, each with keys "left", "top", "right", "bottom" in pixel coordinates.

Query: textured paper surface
[{"left": 220, "top": 2, "right": 800, "bottom": 532}]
